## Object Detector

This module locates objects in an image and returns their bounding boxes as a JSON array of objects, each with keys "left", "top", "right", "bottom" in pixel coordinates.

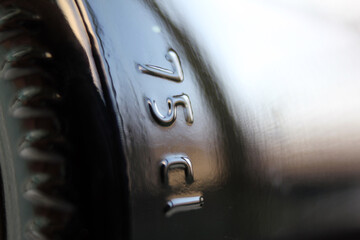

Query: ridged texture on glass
[{"left": 0, "top": 5, "right": 72, "bottom": 240}]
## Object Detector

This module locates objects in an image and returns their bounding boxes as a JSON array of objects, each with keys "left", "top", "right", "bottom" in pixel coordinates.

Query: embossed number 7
[
  {"left": 138, "top": 49, "right": 184, "bottom": 82},
  {"left": 139, "top": 50, "right": 194, "bottom": 126}
]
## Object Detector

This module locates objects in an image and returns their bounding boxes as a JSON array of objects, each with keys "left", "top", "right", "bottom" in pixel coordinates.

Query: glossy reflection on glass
[{"left": 78, "top": 0, "right": 360, "bottom": 239}]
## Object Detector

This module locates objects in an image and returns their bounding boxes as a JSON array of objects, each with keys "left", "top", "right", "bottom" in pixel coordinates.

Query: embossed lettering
[
  {"left": 147, "top": 93, "right": 194, "bottom": 126},
  {"left": 160, "top": 155, "right": 194, "bottom": 185},
  {"left": 165, "top": 196, "right": 204, "bottom": 217},
  {"left": 138, "top": 50, "right": 184, "bottom": 82}
]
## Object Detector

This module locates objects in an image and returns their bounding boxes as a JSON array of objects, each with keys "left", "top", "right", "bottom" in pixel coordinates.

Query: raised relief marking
[
  {"left": 160, "top": 155, "right": 194, "bottom": 185},
  {"left": 138, "top": 50, "right": 184, "bottom": 82},
  {"left": 147, "top": 93, "right": 194, "bottom": 126},
  {"left": 165, "top": 196, "right": 204, "bottom": 217}
]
